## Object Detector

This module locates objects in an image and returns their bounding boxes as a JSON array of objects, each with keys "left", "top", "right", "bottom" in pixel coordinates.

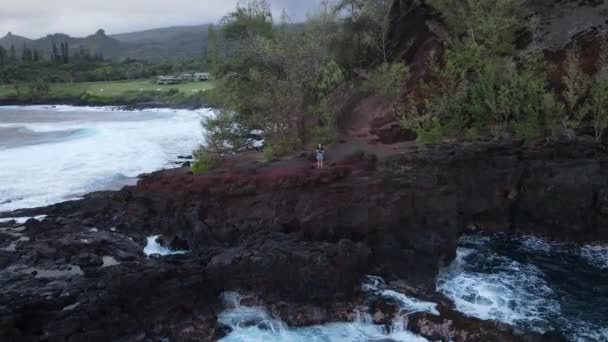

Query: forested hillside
[
  {"left": 197, "top": 0, "right": 608, "bottom": 166},
  {"left": 0, "top": 25, "right": 212, "bottom": 98}
]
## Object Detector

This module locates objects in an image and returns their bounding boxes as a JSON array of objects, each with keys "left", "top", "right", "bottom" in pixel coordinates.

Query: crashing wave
[
  {"left": 438, "top": 234, "right": 608, "bottom": 341},
  {"left": 143, "top": 235, "right": 188, "bottom": 256},
  {"left": 217, "top": 283, "right": 437, "bottom": 342}
]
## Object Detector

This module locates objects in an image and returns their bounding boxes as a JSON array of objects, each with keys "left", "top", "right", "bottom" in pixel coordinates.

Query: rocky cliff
[
  {"left": 2, "top": 1, "right": 608, "bottom": 340},
  {"left": 1, "top": 141, "right": 605, "bottom": 341}
]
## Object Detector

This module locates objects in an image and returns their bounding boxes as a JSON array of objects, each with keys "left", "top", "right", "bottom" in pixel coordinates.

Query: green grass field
[{"left": 0, "top": 79, "right": 216, "bottom": 99}]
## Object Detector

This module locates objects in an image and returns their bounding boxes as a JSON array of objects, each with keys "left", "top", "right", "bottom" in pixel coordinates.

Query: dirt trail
[
  {"left": 217, "top": 93, "right": 416, "bottom": 172},
  {"left": 340, "top": 94, "right": 389, "bottom": 144},
  {"left": 330, "top": 93, "right": 417, "bottom": 162}
]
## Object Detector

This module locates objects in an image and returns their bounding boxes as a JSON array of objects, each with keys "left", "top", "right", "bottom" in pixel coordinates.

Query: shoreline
[
  {"left": 0, "top": 96, "right": 215, "bottom": 111},
  {"left": 0, "top": 103, "right": 212, "bottom": 112},
  {"left": 0, "top": 105, "right": 207, "bottom": 214},
  {"left": 0, "top": 138, "right": 606, "bottom": 341}
]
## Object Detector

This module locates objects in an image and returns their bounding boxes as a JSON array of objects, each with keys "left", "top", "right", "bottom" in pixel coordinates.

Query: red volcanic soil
[{"left": 136, "top": 150, "right": 378, "bottom": 196}]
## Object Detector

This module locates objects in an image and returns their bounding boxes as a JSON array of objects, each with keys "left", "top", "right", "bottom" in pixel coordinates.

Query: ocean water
[
  {"left": 218, "top": 306, "right": 429, "bottom": 342},
  {"left": 0, "top": 105, "right": 210, "bottom": 213},
  {"left": 4, "top": 106, "right": 606, "bottom": 341},
  {"left": 217, "top": 287, "right": 434, "bottom": 342},
  {"left": 143, "top": 235, "right": 188, "bottom": 256},
  {"left": 438, "top": 234, "right": 608, "bottom": 341}
]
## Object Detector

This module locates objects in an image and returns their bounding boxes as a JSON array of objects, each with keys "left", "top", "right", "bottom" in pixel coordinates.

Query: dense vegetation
[
  {"left": 0, "top": 39, "right": 213, "bottom": 105},
  {"left": 0, "top": 79, "right": 216, "bottom": 106},
  {"left": 198, "top": 0, "right": 608, "bottom": 166},
  {"left": 401, "top": 0, "right": 608, "bottom": 144},
  {"left": 3, "top": 0, "right": 607, "bottom": 168},
  {"left": 0, "top": 43, "right": 205, "bottom": 83},
  {"left": 202, "top": 0, "right": 395, "bottom": 159}
]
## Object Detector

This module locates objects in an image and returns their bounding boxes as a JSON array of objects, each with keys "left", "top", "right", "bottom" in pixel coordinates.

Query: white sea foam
[
  {"left": 0, "top": 215, "right": 46, "bottom": 224},
  {"left": 516, "top": 235, "right": 560, "bottom": 254},
  {"left": 143, "top": 235, "right": 188, "bottom": 256},
  {"left": 0, "top": 106, "right": 211, "bottom": 212},
  {"left": 579, "top": 244, "right": 608, "bottom": 270},
  {"left": 564, "top": 321, "right": 608, "bottom": 342},
  {"left": 0, "top": 105, "right": 124, "bottom": 112},
  {"left": 438, "top": 235, "right": 608, "bottom": 341},
  {"left": 363, "top": 276, "right": 439, "bottom": 315},
  {"left": 217, "top": 287, "right": 433, "bottom": 342},
  {"left": 218, "top": 292, "right": 429, "bottom": 342},
  {"left": 437, "top": 247, "right": 559, "bottom": 332},
  {"left": 517, "top": 236, "right": 608, "bottom": 271}
]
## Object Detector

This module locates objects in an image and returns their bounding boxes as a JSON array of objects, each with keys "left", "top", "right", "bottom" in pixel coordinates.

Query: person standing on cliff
[{"left": 316, "top": 144, "right": 326, "bottom": 169}]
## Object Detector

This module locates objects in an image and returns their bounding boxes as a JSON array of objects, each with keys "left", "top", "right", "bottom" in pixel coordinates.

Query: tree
[
  {"left": 364, "top": 62, "right": 409, "bottom": 115},
  {"left": 335, "top": 0, "right": 395, "bottom": 64},
  {"left": 9, "top": 45, "right": 16, "bottom": 62},
  {"left": 28, "top": 77, "right": 51, "bottom": 100},
  {"left": 333, "top": 0, "right": 366, "bottom": 66},
  {"left": 334, "top": 0, "right": 366, "bottom": 27},
  {"left": 52, "top": 42, "right": 60, "bottom": 63},
  {"left": 21, "top": 44, "right": 33, "bottom": 62},
  {"left": 590, "top": 34, "right": 608, "bottom": 142},
  {"left": 202, "top": 111, "right": 250, "bottom": 153},
  {"left": 362, "top": 0, "right": 394, "bottom": 64},
  {"left": 221, "top": 0, "right": 274, "bottom": 45},
  {"left": 398, "top": 0, "right": 559, "bottom": 143},
  {"left": 0, "top": 46, "right": 6, "bottom": 65},
  {"left": 60, "top": 42, "right": 70, "bottom": 64},
  {"left": 206, "top": 24, "right": 220, "bottom": 67},
  {"left": 560, "top": 46, "right": 590, "bottom": 138},
  {"left": 210, "top": 0, "right": 347, "bottom": 151},
  {"left": 428, "top": 0, "right": 525, "bottom": 55},
  {"left": 13, "top": 83, "right": 22, "bottom": 97},
  {"left": 32, "top": 49, "right": 41, "bottom": 62}
]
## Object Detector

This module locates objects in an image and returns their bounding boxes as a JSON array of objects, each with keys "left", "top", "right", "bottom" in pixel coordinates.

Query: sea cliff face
[{"left": 0, "top": 141, "right": 605, "bottom": 341}]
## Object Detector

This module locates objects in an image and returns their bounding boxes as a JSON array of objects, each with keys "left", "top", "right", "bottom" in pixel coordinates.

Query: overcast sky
[{"left": 0, "top": 0, "right": 323, "bottom": 38}]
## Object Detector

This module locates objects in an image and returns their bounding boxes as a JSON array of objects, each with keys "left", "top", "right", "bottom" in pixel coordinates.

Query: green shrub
[
  {"left": 192, "top": 148, "right": 222, "bottom": 174},
  {"left": 27, "top": 78, "right": 51, "bottom": 100},
  {"left": 1, "top": 92, "right": 19, "bottom": 102},
  {"left": 363, "top": 62, "right": 409, "bottom": 101},
  {"left": 465, "top": 126, "right": 481, "bottom": 141},
  {"left": 166, "top": 88, "right": 180, "bottom": 96},
  {"left": 513, "top": 92, "right": 563, "bottom": 141},
  {"left": 466, "top": 62, "right": 505, "bottom": 129},
  {"left": 513, "top": 112, "right": 543, "bottom": 141},
  {"left": 309, "top": 126, "right": 336, "bottom": 145},
  {"left": 590, "top": 35, "right": 608, "bottom": 142},
  {"left": 202, "top": 110, "right": 249, "bottom": 153},
  {"left": 78, "top": 92, "right": 113, "bottom": 105},
  {"left": 591, "top": 77, "right": 608, "bottom": 141},
  {"left": 415, "top": 117, "right": 444, "bottom": 145},
  {"left": 559, "top": 46, "right": 591, "bottom": 138},
  {"left": 263, "top": 140, "right": 297, "bottom": 161},
  {"left": 427, "top": 0, "right": 525, "bottom": 56}
]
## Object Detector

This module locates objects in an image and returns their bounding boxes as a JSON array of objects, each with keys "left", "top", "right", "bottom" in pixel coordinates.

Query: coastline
[
  {"left": 2, "top": 0, "right": 608, "bottom": 340},
  {"left": 1, "top": 140, "right": 606, "bottom": 341},
  {"left": 0, "top": 98, "right": 212, "bottom": 111},
  {"left": 0, "top": 105, "right": 208, "bottom": 213}
]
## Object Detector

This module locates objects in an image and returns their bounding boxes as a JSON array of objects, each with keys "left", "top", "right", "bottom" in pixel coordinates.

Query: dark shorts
[{"left": 316, "top": 153, "right": 324, "bottom": 161}]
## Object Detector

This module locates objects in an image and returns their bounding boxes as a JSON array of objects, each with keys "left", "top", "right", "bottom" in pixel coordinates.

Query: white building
[{"left": 194, "top": 72, "right": 212, "bottom": 81}]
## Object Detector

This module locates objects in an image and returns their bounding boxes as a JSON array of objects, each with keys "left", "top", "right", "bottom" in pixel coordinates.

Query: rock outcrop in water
[{"left": 0, "top": 141, "right": 605, "bottom": 341}]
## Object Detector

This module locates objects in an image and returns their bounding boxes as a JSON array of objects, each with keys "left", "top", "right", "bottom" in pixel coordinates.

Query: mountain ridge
[{"left": 0, "top": 24, "right": 211, "bottom": 62}]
